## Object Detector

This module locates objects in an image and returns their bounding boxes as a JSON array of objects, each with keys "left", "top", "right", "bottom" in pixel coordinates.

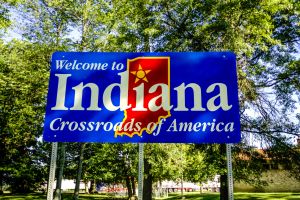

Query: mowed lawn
[{"left": 0, "top": 192, "right": 300, "bottom": 200}]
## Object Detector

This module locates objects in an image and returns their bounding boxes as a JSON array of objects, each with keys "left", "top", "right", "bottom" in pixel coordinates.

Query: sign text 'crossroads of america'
[{"left": 43, "top": 52, "right": 240, "bottom": 143}]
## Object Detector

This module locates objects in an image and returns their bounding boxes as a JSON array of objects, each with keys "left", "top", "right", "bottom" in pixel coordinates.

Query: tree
[
  {"left": 142, "top": 144, "right": 188, "bottom": 200},
  {"left": 184, "top": 145, "right": 216, "bottom": 190},
  {"left": 80, "top": 144, "right": 138, "bottom": 198},
  {"left": 0, "top": 40, "right": 52, "bottom": 192},
  {"left": 0, "top": 0, "right": 21, "bottom": 32},
  {"left": 15, "top": 1, "right": 75, "bottom": 198}
]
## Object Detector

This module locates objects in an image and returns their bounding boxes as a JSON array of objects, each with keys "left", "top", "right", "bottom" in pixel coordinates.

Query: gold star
[{"left": 131, "top": 65, "right": 151, "bottom": 83}]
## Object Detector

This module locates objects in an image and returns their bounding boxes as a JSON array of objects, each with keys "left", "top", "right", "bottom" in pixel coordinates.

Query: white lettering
[
  {"left": 55, "top": 60, "right": 108, "bottom": 71},
  {"left": 56, "top": 60, "right": 68, "bottom": 69},
  {"left": 103, "top": 71, "right": 131, "bottom": 111},
  {"left": 132, "top": 83, "right": 147, "bottom": 111},
  {"left": 50, "top": 118, "right": 62, "bottom": 131},
  {"left": 51, "top": 74, "right": 71, "bottom": 110},
  {"left": 206, "top": 83, "right": 232, "bottom": 111},
  {"left": 148, "top": 84, "right": 173, "bottom": 112},
  {"left": 174, "top": 83, "right": 206, "bottom": 111},
  {"left": 70, "top": 83, "right": 101, "bottom": 111},
  {"left": 216, "top": 122, "right": 224, "bottom": 132},
  {"left": 225, "top": 122, "right": 234, "bottom": 132},
  {"left": 50, "top": 72, "right": 234, "bottom": 113},
  {"left": 179, "top": 122, "right": 193, "bottom": 132},
  {"left": 167, "top": 119, "right": 177, "bottom": 132}
]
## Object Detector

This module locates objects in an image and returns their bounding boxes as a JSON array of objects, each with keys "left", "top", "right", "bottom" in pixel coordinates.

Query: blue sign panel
[{"left": 43, "top": 52, "right": 240, "bottom": 143}]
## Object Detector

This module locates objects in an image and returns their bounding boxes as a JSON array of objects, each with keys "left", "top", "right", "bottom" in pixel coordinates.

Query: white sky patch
[{"left": 66, "top": 27, "right": 81, "bottom": 41}]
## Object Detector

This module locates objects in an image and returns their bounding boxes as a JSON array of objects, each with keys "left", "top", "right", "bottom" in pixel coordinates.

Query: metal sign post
[
  {"left": 138, "top": 143, "right": 144, "bottom": 200},
  {"left": 226, "top": 144, "right": 234, "bottom": 200},
  {"left": 47, "top": 142, "right": 58, "bottom": 200}
]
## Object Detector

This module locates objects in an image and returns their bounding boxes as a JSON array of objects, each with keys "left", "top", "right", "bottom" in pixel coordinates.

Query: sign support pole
[
  {"left": 226, "top": 144, "right": 234, "bottom": 200},
  {"left": 138, "top": 143, "right": 144, "bottom": 200},
  {"left": 47, "top": 142, "right": 58, "bottom": 200},
  {"left": 137, "top": 39, "right": 151, "bottom": 200}
]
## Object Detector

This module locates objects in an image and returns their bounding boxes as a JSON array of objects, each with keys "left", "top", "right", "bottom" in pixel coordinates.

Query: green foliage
[
  {"left": 0, "top": 0, "right": 21, "bottom": 31},
  {"left": 82, "top": 144, "right": 138, "bottom": 184},
  {"left": 0, "top": 40, "right": 52, "bottom": 192},
  {"left": 184, "top": 145, "right": 215, "bottom": 183},
  {"left": 145, "top": 144, "right": 183, "bottom": 182}
]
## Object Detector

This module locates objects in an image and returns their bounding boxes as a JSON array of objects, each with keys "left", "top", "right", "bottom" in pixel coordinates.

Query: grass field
[{"left": 1, "top": 192, "right": 300, "bottom": 200}]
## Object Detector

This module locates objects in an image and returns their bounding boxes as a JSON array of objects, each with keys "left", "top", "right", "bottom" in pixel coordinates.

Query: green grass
[
  {"left": 234, "top": 193, "right": 300, "bottom": 200},
  {"left": 157, "top": 192, "right": 300, "bottom": 200},
  {"left": 0, "top": 193, "right": 45, "bottom": 200},
  {"left": 0, "top": 192, "right": 300, "bottom": 200},
  {"left": 156, "top": 192, "right": 219, "bottom": 199},
  {"left": 234, "top": 170, "right": 300, "bottom": 193}
]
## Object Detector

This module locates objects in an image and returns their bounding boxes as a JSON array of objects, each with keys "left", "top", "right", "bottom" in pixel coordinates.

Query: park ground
[{"left": 1, "top": 192, "right": 300, "bottom": 200}]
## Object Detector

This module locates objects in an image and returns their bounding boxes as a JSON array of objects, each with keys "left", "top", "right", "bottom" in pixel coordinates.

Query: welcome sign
[{"left": 43, "top": 52, "right": 240, "bottom": 143}]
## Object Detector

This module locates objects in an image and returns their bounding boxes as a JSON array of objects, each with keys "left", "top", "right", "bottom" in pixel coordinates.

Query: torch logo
[{"left": 115, "top": 57, "right": 171, "bottom": 137}]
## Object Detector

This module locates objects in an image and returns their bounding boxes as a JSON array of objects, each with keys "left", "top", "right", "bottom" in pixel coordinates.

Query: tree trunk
[
  {"left": 220, "top": 144, "right": 228, "bottom": 200},
  {"left": 0, "top": 173, "right": 3, "bottom": 194},
  {"left": 158, "top": 180, "right": 163, "bottom": 197},
  {"left": 181, "top": 175, "right": 184, "bottom": 197},
  {"left": 131, "top": 176, "right": 136, "bottom": 196},
  {"left": 143, "top": 158, "right": 152, "bottom": 200},
  {"left": 84, "top": 180, "right": 89, "bottom": 194},
  {"left": 54, "top": 143, "right": 66, "bottom": 200},
  {"left": 220, "top": 175, "right": 228, "bottom": 200},
  {"left": 79, "top": 0, "right": 90, "bottom": 52},
  {"left": 73, "top": 143, "right": 86, "bottom": 200},
  {"left": 200, "top": 182, "right": 203, "bottom": 194},
  {"left": 89, "top": 180, "right": 96, "bottom": 194},
  {"left": 126, "top": 176, "right": 133, "bottom": 197}
]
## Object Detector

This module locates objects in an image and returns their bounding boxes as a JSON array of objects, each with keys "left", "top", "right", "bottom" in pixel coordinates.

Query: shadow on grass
[
  {"left": 160, "top": 192, "right": 300, "bottom": 200},
  {"left": 0, "top": 193, "right": 219, "bottom": 200},
  {"left": 0, "top": 193, "right": 46, "bottom": 200},
  {"left": 162, "top": 193, "right": 219, "bottom": 200},
  {"left": 61, "top": 193, "right": 128, "bottom": 200},
  {"left": 235, "top": 193, "right": 300, "bottom": 200},
  {"left": 0, "top": 193, "right": 128, "bottom": 200}
]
